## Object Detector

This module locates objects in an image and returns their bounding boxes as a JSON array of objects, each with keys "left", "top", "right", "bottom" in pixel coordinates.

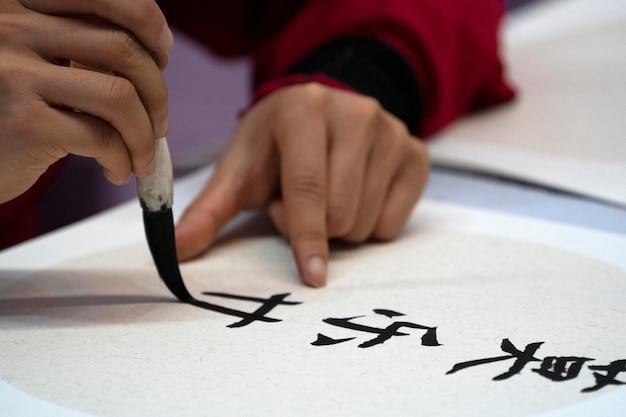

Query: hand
[
  {"left": 0, "top": 0, "right": 173, "bottom": 203},
  {"left": 175, "top": 83, "right": 430, "bottom": 287}
]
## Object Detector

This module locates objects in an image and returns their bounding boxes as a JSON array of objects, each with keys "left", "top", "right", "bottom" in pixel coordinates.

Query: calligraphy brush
[
  {"left": 137, "top": 138, "right": 194, "bottom": 303},
  {"left": 137, "top": 141, "right": 225, "bottom": 313},
  {"left": 136, "top": 51, "right": 193, "bottom": 303}
]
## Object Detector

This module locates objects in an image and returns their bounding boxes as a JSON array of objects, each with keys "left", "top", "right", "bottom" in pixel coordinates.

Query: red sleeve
[{"left": 161, "top": 0, "right": 514, "bottom": 136}]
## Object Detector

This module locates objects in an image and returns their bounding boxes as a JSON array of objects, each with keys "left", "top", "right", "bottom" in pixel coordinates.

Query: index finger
[
  {"left": 275, "top": 104, "right": 329, "bottom": 287},
  {"left": 20, "top": 0, "right": 173, "bottom": 52}
]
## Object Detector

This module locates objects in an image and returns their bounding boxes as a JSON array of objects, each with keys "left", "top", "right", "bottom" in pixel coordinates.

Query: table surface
[{"left": 424, "top": 167, "right": 626, "bottom": 236}]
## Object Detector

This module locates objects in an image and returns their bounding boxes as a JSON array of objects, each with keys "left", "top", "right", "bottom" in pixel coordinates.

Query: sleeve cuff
[{"left": 250, "top": 37, "right": 423, "bottom": 134}]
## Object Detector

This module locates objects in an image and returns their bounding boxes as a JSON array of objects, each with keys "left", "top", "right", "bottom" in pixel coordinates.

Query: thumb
[{"left": 175, "top": 170, "right": 244, "bottom": 261}]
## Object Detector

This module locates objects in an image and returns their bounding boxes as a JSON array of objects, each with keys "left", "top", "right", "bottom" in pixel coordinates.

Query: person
[{"left": 0, "top": 0, "right": 514, "bottom": 287}]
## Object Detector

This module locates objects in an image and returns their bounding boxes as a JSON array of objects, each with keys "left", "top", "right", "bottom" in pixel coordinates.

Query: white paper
[
  {"left": 428, "top": 0, "right": 626, "bottom": 206},
  {"left": 1, "top": 168, "right": 625, "bottom": 417}
]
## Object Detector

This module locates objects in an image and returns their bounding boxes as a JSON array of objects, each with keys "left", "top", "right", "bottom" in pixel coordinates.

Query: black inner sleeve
[{"left": 288, "top": 37, "right": 423, "bottom": 134}]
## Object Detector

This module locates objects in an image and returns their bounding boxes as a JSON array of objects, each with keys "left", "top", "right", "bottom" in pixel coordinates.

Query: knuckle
[
  {"left": 93, "top": 119, "right": 117, "bottom": 155},
  {"left": 327, "top": 203, "right": 355, "bottom": 236},
  {"left": 389, "top": 114, "right": 411, "bottom": 139},
  {"left": 286, "top": 174, "right": 325, "bottom": 204},
  {"left": 375, "top": 118, "right": 413, "bottom": 164},
  {"left": 102, "top": 76, "right": 137, "bottom": 112},
  {"left": 343, "top": 229, "right": 370, "bottom": 245},
  {"left": 411, "top": 139, "right": 431, "bottom": 166},
  {"left": 0, "top": 14, "right": 33, "bottom": 42},
  {"left": 381, "top": 114, "right": 410, "bottom": 145},
  {"left": 274, "top": 83, "right": 325, "bottom": 121},
  {"left": 110, "top": 30, "right": 143, "bottom": 63},
  {"left": 353, "top": 95, "right": 382, "bottom": 120},
  {"left": 293, "top": 230, "right": 327, "bottom": 247},
  {"left": 401, "top": 139, "right": 431, "bottom": 181},
  {"left": 289, "top": 82, "right": 326, "bottom": 99},
  {"left": 334, "top": 94, "right": 383, "bottom": 128}
]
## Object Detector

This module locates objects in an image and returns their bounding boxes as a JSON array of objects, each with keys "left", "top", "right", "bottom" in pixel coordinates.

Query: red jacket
[
  {"left": 0, "top": 0, "right": 513, "bottom": 249},
  {"left": 161, "top": 0, "right": 514, "bottom": 135}
]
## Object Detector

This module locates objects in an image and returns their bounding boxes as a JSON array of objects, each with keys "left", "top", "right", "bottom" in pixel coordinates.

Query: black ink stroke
[
  {"left": 532, "top": 356, "right": 594, "bottom": 382},
  {"left": 447, "top": 339, "right": 543, "bottom": 380},
  {"left": 583, "top": 360, "right": 626, "bottom": 392},
  {"left": 311, "top": 333, "right": 356, "bottom": 346},
  {"left": 313, "top": 310, "right": 441, "bottom": 348},
  {"left": 201, "top": 292, "right": 302, "bottom": 328}
]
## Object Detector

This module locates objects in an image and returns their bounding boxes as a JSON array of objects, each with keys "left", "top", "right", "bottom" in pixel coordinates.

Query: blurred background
[{"left": 39, "top": 0, "right": 538, "bottom": 234}]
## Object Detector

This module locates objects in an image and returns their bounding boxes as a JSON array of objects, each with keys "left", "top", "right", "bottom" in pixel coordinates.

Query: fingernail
[
  {"left": 157, "top": 24, "right": 174, "bottom": 51},
  {"left": 156, "top": 117, "right": 169, "bottom": 139},
  {"left": 103, "top": 169, "right": 130, "bottom": 185},
  {"left": 146, "top": 156, "right": 157, "bottom": 177},
  {"left": 306, "top": 256, "right": 327, "bottom": 288}
]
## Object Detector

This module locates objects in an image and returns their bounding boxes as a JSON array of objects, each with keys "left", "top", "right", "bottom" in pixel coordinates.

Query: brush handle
[{"left": 136, "top": 137, "right": 174, "bottom": 212}]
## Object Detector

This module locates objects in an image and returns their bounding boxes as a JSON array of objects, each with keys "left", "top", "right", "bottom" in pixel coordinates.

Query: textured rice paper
[
  {"left": 428, "top": 0, "right": 626, "bottom": 206},
  {"left": 1, "top": 190, "right": 625, "bottom": 415}
]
